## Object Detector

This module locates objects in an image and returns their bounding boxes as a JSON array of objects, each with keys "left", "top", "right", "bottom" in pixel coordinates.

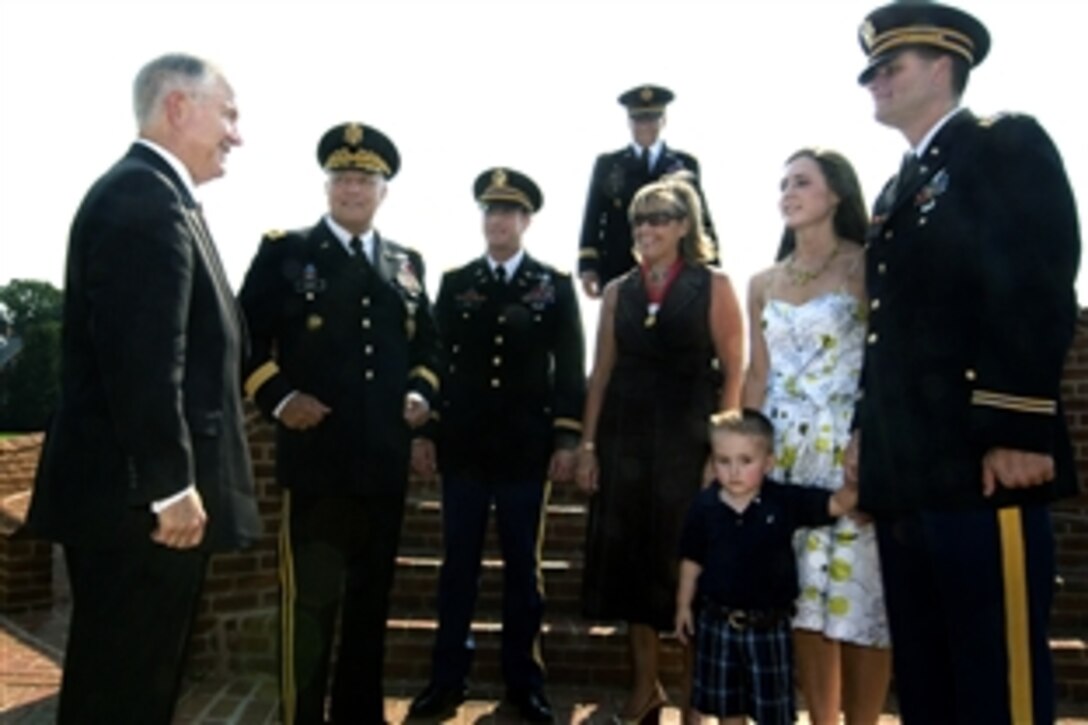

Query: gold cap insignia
[
  {"left": 344, "top": 123, "right": 364, "bottom": 146},
  {"left": 639, "top": 86, "right": 653, "bottom": 102},
  {"left": 492, "top": 168, "right": 508, "bottom": 188},
  {"left": 860, "top": 20, "right": 876, "bottom": 50}
]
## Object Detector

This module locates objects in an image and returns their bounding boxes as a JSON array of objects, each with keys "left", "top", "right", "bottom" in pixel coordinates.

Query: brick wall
[{"left": 0, "top": 434, "right": 51, "bottom": 612}]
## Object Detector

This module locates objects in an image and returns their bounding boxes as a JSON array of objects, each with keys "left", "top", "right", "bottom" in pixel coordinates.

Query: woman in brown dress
[{"left": 577, "top": 173, "right": 744, "bottom": 723}]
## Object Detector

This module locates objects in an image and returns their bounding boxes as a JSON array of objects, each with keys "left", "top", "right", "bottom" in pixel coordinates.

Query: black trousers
[
  {"left": 280, "top": 490, "right": 405, "bottom": 725},
  {"left": 58, "top": 520, "right": 207, "bottom": 725},
  {"left": 429, "top": 474, "right": 548, "bottom": 692},
  {"left": 876, "top": 503, "right": 1056, "bottom": 724}
]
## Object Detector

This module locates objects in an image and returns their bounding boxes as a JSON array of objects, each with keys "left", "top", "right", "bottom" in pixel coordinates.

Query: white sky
[{"left": 2, "top": 0, "right": 1086, "bottom": 337}]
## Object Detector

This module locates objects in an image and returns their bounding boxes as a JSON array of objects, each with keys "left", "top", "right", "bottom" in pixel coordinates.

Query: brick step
[
  {"left": 1053, "top": 566, "right": 1088, "bottom": 634},
  {"left": 1052, "top": 636, "right": 1088, "bottom": 705},
  {"left": 391, "top": 554, "right": 584, "bottom": 617},
  {"left": 399, "top": 497, "right": 588, "bottom": 556},
  {"left": 382, "top": 616, "right": 684, "bottom": 688},
  {"left": 408, "top": 478, "right": 589, "bottom": 507}
]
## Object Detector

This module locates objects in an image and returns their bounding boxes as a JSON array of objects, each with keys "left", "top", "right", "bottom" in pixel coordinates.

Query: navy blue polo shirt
[{"left": 678, "top": 479, "right": 834, "bottom": 610}]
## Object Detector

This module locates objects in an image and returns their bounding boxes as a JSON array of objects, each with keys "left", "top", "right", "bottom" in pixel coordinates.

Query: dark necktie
[
  {"left": 898, "top": 152, "right": 921, "bottom": 193},
  {"left": 493, "top": 265, "right": 507, "bottom": 285},
  {"left": 642, "top": 147, "right": 653, "bottom": 174}
]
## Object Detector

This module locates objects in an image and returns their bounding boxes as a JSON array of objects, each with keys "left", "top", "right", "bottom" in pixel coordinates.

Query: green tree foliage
[
  {"left": 0, "top": 279, "right": 63, "bottom": 431},
  {"left": 0, "top": 279, "right": 62, "bottom": 333}
]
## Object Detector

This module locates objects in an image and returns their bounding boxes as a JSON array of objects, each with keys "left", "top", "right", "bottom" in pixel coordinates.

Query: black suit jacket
[
  {"left": 434, "top": 254, "right": 586, "bottom": 481},
  {"left": 239, "top": 220, "right": 441, "bottom": 496},
  {"left": 578, "top": 143, "right": 717, "bottom": 286},
  {"left": 28, "top": 143, "right": 260, "bottom": 551},
  {"left": 857, "top": 110, "right": 1081, "bottom": 514}
]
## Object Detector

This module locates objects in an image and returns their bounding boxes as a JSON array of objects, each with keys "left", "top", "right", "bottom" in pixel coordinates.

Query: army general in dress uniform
[
  {"left": 238, "top": 123, "right": 441, "bottom": 725},
  {"left": 577, "top": 85, "right": 716, "bottom": 298},
  {"left": 848, "top": 3, "right": 1081, "bottom": 723},
  {"left": 407, "top": 169, "right": 586, "bottom": 723}
]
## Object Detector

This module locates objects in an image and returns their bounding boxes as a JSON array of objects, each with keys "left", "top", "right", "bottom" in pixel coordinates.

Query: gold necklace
[{"left": 784, "top": 242, "right": 840, "bottom": 286}]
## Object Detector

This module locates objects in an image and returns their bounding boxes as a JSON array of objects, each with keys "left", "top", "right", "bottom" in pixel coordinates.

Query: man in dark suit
[
  {"left": 239, "top": 122, "right": 441, "bottom": 725},
  {"left": 26, "top": 53, "right": 260, "bottom": 724},
  {"left": 848, "top": 3, "right": 1081, "bottom": 722},
  {"left": 407, "top": 168, "right": 585, "bottom": 723},
  {"left": 577, "top": 84, "right": 716, "bottom": 298}
]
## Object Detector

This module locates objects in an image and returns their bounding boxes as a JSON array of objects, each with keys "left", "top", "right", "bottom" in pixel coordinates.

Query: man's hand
[
  {"left": 151, "top": 488, "right": 207, "bottom": 549},
  {"left": 279, "top": 393, "right": 331, "bottom": 430},
  {"left": 411, "top": 437, "right": 438, "bottom": 482},
  {"left": 579, "top": 271, "right": 601, "bottom": 299},
  {"left": 548, "top": 448, "right": 577, "bottom": 483},
  {"left": 981, "top": 448, "right": 1055, "bottom": 497},
  {"left": 403, "top": 393, "right": 430, "bottom": 429}
]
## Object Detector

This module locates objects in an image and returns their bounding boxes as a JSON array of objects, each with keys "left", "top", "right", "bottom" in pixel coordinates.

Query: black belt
[{"left": 701, "top": 600, "right": 794, "bottom": 630}]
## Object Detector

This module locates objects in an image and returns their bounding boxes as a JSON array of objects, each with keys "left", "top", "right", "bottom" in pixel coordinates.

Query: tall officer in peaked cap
[
  {"left": 239, "top": 122, "right": 441, "bottom": 725},
  {"left": 407, "top": 169, "right": 586, "bottom": 723},
  {"left": 577, "top": 85, "right": 717, "bottom": 298},
  {"left": 847, "top": 2, "right": 1081, "bottom": 722}
]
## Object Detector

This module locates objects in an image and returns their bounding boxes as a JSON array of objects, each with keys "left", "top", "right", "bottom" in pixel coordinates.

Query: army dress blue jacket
[
  {"left": 578, "top": 144, "right": 716, "bottom": 286},
  {"left": 434, "top": 254, "right": 586, "bottom": 482},
  {"left": 856, "top": 110, "right": 1081, "bottom": 514},
  {"left": 239, "top": 220, "right": 440, "bottom": 496}
]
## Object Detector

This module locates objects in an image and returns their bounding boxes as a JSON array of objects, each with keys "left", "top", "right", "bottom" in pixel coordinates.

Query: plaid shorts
[{"left": 691, "top": 606, "right": 795, "bottom": 723}]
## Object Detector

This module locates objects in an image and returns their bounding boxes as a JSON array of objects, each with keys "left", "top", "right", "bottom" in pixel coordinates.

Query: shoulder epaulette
[
  {"left": 264, "top": 229, "right": 288, "bottom": 240},
  {"left": 978, "top": 112, "right": 1021, "bottom": 129}
]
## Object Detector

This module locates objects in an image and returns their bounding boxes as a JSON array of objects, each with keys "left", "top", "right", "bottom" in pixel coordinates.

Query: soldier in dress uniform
[
  {"left": 407, "top": 168, "right": 586, "bottom": 723},
  {"left": 847, "top": 3, "right": 1081, "bottom": 723},
  {"left": 577, "top": 84, "right": 716, "bottom": 298},
  {"left": 238, "top": 122, "right": 441, "bottom": 725}
]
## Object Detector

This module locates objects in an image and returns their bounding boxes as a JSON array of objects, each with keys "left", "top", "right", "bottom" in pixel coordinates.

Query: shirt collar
[
  {"left": 323, "top": 215, "right": 376, "bottom": 258},
  {"left": 487, "top": 248, "right": 525, "bottom": 279},
  {"left": 136, "top": 138, "right": 198, "bottom": 201},
  {"left": 912, "top": 106, "right": 963, "bottom": 158},
  {"left": 630, "top": 139, "right": 664, "bottom": 164}
]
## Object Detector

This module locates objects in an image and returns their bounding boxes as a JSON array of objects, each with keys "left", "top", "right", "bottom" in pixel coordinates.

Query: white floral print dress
[{"left": 762, "top": 292, "right": 890, "bottom": 647}]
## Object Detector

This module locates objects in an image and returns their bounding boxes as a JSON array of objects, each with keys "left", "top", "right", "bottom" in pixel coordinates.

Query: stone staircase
[{"left": 384, "top": 477, "right": 1088, "bottom": 711}]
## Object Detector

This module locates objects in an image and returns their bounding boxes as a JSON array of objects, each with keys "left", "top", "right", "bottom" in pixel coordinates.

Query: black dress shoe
[
  {"left": 506, "top": 688, "right": 555, "bottom": 723},
  {"left": 406, "top": 682, "right": 466, "bottom": 720}
]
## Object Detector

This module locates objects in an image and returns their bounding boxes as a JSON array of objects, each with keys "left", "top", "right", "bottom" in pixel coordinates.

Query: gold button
[
  {"left": 884, "top": 230, "right": 894, "bottom": 240},
  {"left": 450, "top": 364, "right": 457, "bottom": 373},
  {"left": 930, "top": 146, "right": 940, "bottom": 156},
  {"left": 362, "top": 318, "right": 371, "bottom": 329},
  {"left": 452, "top": 344, "right": 460, "bottom": 354},
  {"left": 491, "top": 378, "right": 501, "bottom": 388},
  {"left": 965, "top": 369, "right": 977, "bottom": 381},
  {"left": 494, "top": 335, "right": 504, "bottom": 345},
  {"left": 534, "top": 314, "right": 542, "bottom": 322},
  {"left": 463, "top": 312, "right": 470, "bottom": 320},
  {"left": 361, "top": 297, "right": 370, "bottom": 307},
  {"left": 492, "top": 356, "right": 502, "bottom": 366},
  {"left": 878, "top": 263, "right": 887, "bottom": 274},
  {"left": 918, "top": 217, "right": 928, "bottom": 226},
  {"left": 867, "top": 332, "right": 878, "bottom": 345},
  {"left": 871, "top": 299, "right": 881, "bottom": 311},
  {"left": 365, "top": 345, "right": 374, "bottom": 355},
  {"left": 497, "top": 316, "right": 506, "bottom": 324},
  {"left": 365, "top": 370, "right": 374, "bottom": 380},
  {"left": 920, "top": 164, "right": 929, "bottom": 174}
]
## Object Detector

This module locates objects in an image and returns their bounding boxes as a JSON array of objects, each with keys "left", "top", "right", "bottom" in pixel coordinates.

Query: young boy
[{"left": 675, "top": 409, "right": 857, "bottom": 724}]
